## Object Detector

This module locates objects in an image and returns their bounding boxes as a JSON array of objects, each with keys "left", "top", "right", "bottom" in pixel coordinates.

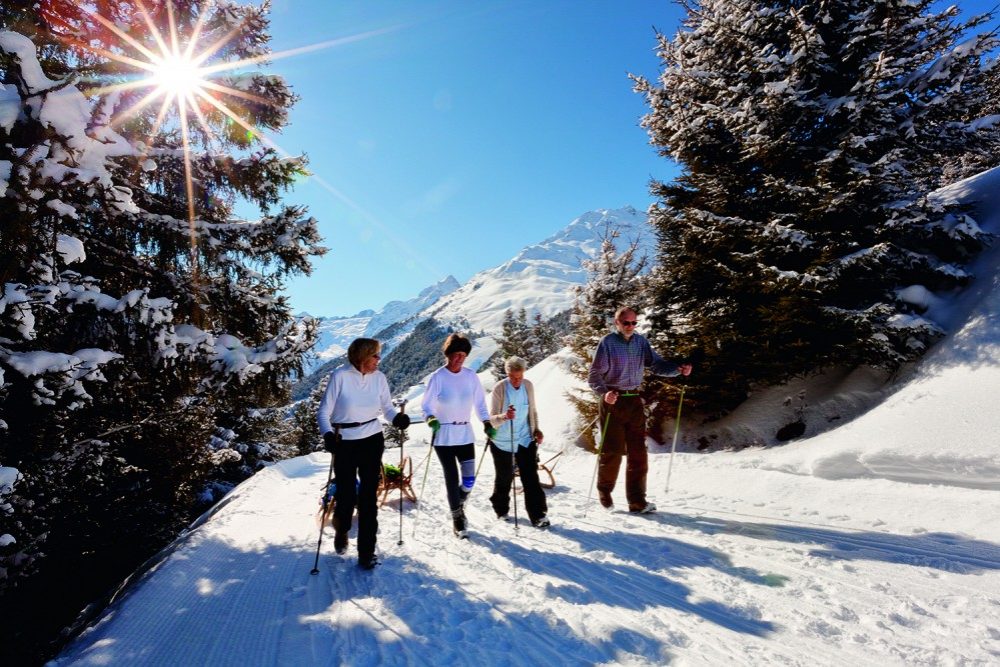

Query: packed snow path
[{"left": 53, "top": 436, "right": 1000, "bottom": 666}]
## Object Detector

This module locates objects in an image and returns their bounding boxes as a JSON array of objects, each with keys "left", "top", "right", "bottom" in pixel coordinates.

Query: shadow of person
[
  {"left": 652, "top": 512, "right": 1000, "bottom": 574},
  {"left": 476, "top": 535, "right": 776, "bottom": 637},
  {"left": 551, "top": 524, "right": 789, "bottom": 587}
]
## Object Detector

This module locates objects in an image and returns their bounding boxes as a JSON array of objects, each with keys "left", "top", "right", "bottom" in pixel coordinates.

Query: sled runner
[
  {"left": 514, "top": 450, "right": 561, "bottom": 490},
  {"left": 535, "top": 450, "right": 561, "bottom": 489}
]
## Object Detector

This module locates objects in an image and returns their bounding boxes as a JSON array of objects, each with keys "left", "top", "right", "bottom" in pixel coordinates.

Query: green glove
[
  {"left": 427, "top": 416, "right": 441, "bottom": 433},
  {"left": 483, "top": 420, "right": 498, "bottom": 439}
]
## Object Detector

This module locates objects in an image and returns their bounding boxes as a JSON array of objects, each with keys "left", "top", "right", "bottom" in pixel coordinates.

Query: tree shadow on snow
[
  {"left": 552, "top": 525, "right": 787, "bottom": 587},
  {"left": 653, "top": 512, "right": 1000, "bottom": 574},
  {"left": 305, "top": 551, "right": 677, "bottom": 666},
  {"left": 58, "top": 538, "right": 678, "bottom": 666},
  {"left": 479, "top": 536, "right": 776, "bottom": 637}
]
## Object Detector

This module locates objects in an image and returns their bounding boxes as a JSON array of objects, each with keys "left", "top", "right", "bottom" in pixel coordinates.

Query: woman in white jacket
[
  {"left": 421, "top": 333, "right": 496, "bottom": 538},
  {"left": 318, "top": 338, "right": 409, "bottom": 569}
]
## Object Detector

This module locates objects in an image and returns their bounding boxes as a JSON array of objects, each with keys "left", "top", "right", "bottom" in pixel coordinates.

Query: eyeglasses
[{"left": 619, "top": 320, "right": 638, "bottom": 326}]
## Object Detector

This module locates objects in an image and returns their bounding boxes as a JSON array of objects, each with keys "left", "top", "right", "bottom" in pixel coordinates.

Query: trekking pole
[
  {"left": 412, "top": 429, "right": 437, "bottom": 539},
  {"left": 397, "top": 400, "right": 408, "bottom": 546},
  {"left": 310, "top": 434, "right": 338, "bottom": 575},
  {"left": 585, "top": 411, "right": 612, "bottom": 512},
  {"left": 573, "top": 414, "right": 600, "bottom": 444},
  {"left": 510, "top": 415, "right": 519, "bottom": 531},
  {"left": 664, "top": 385, "right": 686, "bottom": 495},
  {"left": 474, "top": 438, "right": 490, "bottom": 478}
]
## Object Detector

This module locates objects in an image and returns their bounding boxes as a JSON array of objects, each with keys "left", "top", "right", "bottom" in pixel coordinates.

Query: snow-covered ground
[
  {"left": 52, "top": 346, "right": 999, "bottom": 665},
  {"left": 51, "top": 172, "right": 1000, "bottom": 665}
]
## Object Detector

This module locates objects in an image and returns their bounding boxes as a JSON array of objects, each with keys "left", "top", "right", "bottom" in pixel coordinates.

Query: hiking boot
[
  {"left": 598, "top": 491, "right": 613, "bottom": 509},
  {"left": 496, "top": 512, "right": 509, "bottom": 521},
  {"left": 358, "top": 553, "right": 380, "bottom": 570},
  {"left": 452, "top": 508, "right": 468, "bottom": 538},
  {"left": 628, "top": 502, "right": 656, "bottom": 514},
  {"left": 531, "top": 515, "right": 551, "bottom": 528},
  {"left": 334, "top": 529, "right": 348, "bottom": 555}
]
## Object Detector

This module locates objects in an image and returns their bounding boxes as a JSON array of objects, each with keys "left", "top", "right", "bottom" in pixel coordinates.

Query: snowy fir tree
[
  {"left": 490, "top": 307, "right": 532, "bottom": 378},
  {"left": 633, "top": 0, "right": 1000, "bottom": 418},
  {"left": 0, "top": 0, "right": 324, "bottom": 659},
  {"left": 943, "top": 54, "right": 1000, "bottom": 182},
  {"left": 526, "top": 310, "right": 560, "bottom": 365},
  {"left": 490, "top": 308, "right": 564, "bottom": 379},
  {"left": 567, "top": 226, "right": 648, "bottom": 446}
]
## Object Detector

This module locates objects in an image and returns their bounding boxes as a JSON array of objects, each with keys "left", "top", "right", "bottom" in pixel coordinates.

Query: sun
[{"left": 151, "top": 53, "right": 205, "bottom": 97}]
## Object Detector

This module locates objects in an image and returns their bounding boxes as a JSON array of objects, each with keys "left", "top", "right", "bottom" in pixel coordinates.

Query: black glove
[
  {"left": 483, "top": 420, "right": 498, "bottom": 439},
  {"left": 392, "top": 412, "right": 411, "bottom": 429},
  {"left": 323, "top": 431, "right": 339, "bottom": 453}
]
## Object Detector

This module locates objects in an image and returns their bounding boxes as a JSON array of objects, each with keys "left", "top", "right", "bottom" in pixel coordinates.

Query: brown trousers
[{"left": 596, "top": 395, "right": 647, "bottom": 507}]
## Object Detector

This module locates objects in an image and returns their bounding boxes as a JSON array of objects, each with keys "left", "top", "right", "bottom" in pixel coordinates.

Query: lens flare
[
  {"left": 58, "top": 4, "right": 441, "bottom": 281},
  {"left": 151, "top": 53, "right": 205, "bottom": 97}
]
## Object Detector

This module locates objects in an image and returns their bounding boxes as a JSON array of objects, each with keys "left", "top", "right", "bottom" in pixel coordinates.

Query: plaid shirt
[{"left": 588, "top": 332, "right": 679, "bottom": 395}]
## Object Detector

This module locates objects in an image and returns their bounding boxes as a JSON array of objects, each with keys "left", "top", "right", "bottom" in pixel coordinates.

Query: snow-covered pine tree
[
  {"left": 944, "top": 54, "right": 1000, "bottom": 182},
  {"left": 525, "top": 311, "right": 559, "bottom": 365},
  {"left": 567, "top": 226, "right": 647, "bottom": 447},
  {"left": 490, "top": 308, "right": 531, "bottom": 378},
  {"left": 0, "top": 1, "right": 323, "bottom": 658},
  {"left": 633, "top": 0, "right": 999, "bottom": 417}
]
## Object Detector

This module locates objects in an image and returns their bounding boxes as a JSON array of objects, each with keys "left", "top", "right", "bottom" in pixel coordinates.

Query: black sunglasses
[{"left": 619, "top": 320, "right": 637, "bottom": 326}]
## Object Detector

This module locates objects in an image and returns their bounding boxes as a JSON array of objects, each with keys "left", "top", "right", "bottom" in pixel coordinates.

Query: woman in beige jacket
[{"left": 488, "top": 356, "right": 549, "bottom": 527}]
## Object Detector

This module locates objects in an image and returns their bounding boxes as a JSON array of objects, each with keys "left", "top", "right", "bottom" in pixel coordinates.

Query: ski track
[{"left": 53, "top": 448, "right": 1000, "bottom": 666}]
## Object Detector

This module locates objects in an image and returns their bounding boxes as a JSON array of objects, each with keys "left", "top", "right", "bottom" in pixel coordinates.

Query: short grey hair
[{"left": 504, "top": 356, "right": 527, "bottom": 373}]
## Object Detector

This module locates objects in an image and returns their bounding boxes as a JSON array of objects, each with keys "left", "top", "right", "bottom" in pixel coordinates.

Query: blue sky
[
  {"left": 262, "top": 1, "right": 686, "bottom": 316},
  {"left": 259, "top": 1, "right": 997, "bottom": 317}
]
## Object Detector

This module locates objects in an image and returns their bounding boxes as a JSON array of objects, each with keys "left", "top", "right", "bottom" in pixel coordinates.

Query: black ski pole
[
  {"left": 310, "top": 435, "right": 337, "bottom": 575},
  {"left": 510, "top": 412, "right": 519, "bottom": 531},
  {"left": 397, "top": 400, "right": 407, "bottom": 546}
]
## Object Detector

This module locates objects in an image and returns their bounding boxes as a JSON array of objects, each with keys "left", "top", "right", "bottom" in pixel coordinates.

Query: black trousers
[
  {"left": 489, "top": 441, "right": 547, "bottom": 522},
  {"left": 333, "top": 432, "right": 385, "bottom": 559},
  {"left": 433, "top": 443, "right": 476, "bottom": 511}
]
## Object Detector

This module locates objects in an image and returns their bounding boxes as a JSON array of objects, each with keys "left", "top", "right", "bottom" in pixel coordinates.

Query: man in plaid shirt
[{"left": 588, "top": 306, "right": 692, "bottom": 513}]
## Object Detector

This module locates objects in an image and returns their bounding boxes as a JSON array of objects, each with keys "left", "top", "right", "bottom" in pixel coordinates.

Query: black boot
[
  {"left": 334, "top": 531, "right": 348, "bottom": 555},
  {"left": 358, "top": 553, "right": 380, "bottom": 570},
  {"left": 332, "top": 516, "right": 348, "bottom": 554},
  {"left": 451, "top": 508, "right": 468, "bottom": 539}
]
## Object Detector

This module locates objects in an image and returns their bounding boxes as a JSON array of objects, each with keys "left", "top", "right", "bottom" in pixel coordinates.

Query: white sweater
[
  {"left": 421, "top": 365, "right": 490, "bottom": 446},
  {"left": 317, "top": 365, "right": 399, "bottom": 440}
]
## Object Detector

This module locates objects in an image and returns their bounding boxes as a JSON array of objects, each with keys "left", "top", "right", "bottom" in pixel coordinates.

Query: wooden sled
[
  {"left": 378, "top": 455, "right": 417, "bottom": 508},
  {"left": 317, "top": 481, "right": 338, "bottom": 530},
  {"left": 514, "top": 450, "right": 562, "bottom": 490}
]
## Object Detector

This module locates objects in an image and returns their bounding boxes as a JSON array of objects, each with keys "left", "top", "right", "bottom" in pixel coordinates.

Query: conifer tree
[
  {"left": 567, "top": 226, "right": 647, "bottom": 445},
  {"left": 634, "top": 0, "right": 999, "bottom": 417},
  {"left": 490, "top": 308, "right": 530, "bottom": 378},
  {"left": 944, "top": 55, "right": 1000, "bottom": 182},
  {"left": 527, "top": 311, "right": 559, "bottom": 365},
  {"left": 0, "top": 1, "right": 323, "bottom": 658}
]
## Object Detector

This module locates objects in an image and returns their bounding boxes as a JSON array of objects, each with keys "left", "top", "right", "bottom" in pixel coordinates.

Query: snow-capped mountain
[
  {"left": 296, "top": 206, "right": 651, "bottom": 391},
  {"left": 423, "top": 206, "right": 653, "bottom": 333},
  {"left": 303, "top": 275, "right": 460, "bottom": 374}
]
